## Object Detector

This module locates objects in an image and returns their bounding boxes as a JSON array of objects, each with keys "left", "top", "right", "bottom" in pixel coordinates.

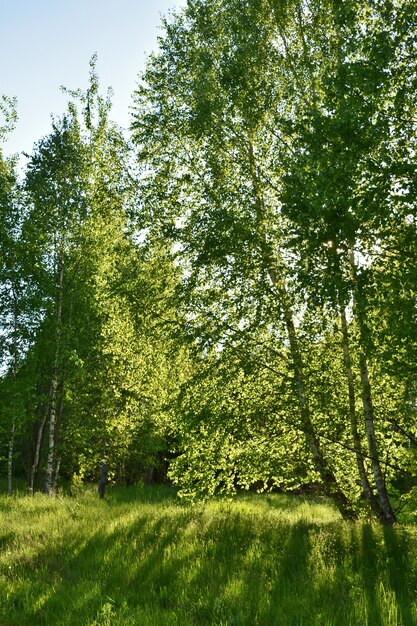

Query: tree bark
[
  {"left": 280, "top": 295, "right": 357, "bottom": 519},
  {"left": 51, "top": 389, "right": 65, "bottom": 493},
  {"left": 45, "top": 258, "right": 64, "bottom": 495},
  {"left": 8, "top": 277, "right": 19, "bottom": 495},
  {"left": 29, "top": 401, "right": 49, "bottom": 494},
  {"left": 7, "top": 421, "right": 15, "bottom": 495},
  {"left": 247, "top": 138, "right": 357, "bottom": 520},
  {"left": 359, "top": 355, "right": 396, "bottom": 524},
  {"left": 349, "top": 250, "right": 396, "bottom": 524},
  {"left": 340, "top": 305, "right": 386, "bottom": 522}
]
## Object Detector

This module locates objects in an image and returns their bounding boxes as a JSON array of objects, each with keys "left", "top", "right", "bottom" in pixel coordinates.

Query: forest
[{"left": 1, "top": 0, "right": 417, "bottom": 528}]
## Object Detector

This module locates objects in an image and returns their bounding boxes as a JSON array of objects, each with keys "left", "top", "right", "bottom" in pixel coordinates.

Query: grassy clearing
[{"left": 0, "top": 484, "right": 416, "bottom": 626}]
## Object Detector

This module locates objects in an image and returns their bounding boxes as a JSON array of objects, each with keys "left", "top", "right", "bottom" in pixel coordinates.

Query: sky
[{"left": 0, "top": 0, "right": 187, "bottom": 159}]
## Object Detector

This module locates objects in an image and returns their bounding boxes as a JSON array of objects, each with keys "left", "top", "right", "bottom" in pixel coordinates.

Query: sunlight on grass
[{"left": 0, "top": 486, "right": 416, "bottom": 625}]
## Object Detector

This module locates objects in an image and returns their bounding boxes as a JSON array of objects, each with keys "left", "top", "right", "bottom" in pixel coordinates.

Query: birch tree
[
  {"left": 23, "top": 112, "right": 87, "bottom": 493},
  {"left": 132, "top": 0, "right": 417, "bottom": 521},
  {"left": 0, "top": 97, "right": 28, "bottom": 493}
]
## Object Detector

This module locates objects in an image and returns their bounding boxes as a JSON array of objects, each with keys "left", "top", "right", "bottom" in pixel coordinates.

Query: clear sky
[{"left": 0, "top": 0, "right": 187, "bottom": 159}]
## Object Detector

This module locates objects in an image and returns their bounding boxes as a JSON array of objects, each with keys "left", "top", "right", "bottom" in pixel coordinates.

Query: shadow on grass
[
  {"left": 2, "top": 494, "right": 417, "bottom": 626},
  {"left": 359, "top": 524, "right": 384, "bottom": 625},
  {"left": 383, "top": 525, "right": 416, "bottom": 626},
  {"left": 16, "top": 509, "right": 196, "bottom": 625}
]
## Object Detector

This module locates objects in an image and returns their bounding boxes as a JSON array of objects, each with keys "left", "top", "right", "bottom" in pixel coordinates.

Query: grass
[{"left": 0, "top": 484, "right": 416, "bottom": 625}]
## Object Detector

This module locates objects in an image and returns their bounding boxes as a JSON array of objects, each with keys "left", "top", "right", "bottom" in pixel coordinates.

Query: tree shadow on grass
[
  {"left": 382, "top": 525, "right": 417, "bottom": 626},
  {"left": 172, "top": 515, "right": 315, "bottom": 625},
  {"left": 252, "top": 520, "right": 313, "bottom": 626},
  {"left": 34, "top": 508, "right": 305, "bottom": 625},
  {"left": 21, "top": 509, "right": 197, "bottom": 625},
  {"left": 3, "top": 500, "right": 417, "bottom": 626},
  {"left": 42, "top": 516, "right": 188, "bottom": 626},
  {"left": 350, "top": 523, "right": 417, "bottom": 626},
  {"left": 252, "top": 521, "right": 417, "bottom": 626},
  {"left": 177, "top": 509, "right": 262, "bottom": 624},
  {"left": 357, "top": 524, "right": 384, "bottom": 625}
]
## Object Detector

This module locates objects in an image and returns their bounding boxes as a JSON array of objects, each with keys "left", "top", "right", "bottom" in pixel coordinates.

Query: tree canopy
[{"left": 1, "top": 1, "right": 417, "bottom": 523}]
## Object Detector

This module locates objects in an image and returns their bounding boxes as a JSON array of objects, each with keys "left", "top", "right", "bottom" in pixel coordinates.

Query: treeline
[
  {"left": 1, "top": 0, "right": 417, "bottom": 524},
  {"left": 0, "top": 62, "right": 189, "bottom": 495}
]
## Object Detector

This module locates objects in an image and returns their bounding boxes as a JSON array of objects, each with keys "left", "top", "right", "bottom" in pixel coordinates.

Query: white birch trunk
[
  {"left": 349, "top": 250, "right": 396, "bottom": 524},
  {"left": 8, "top": 279, "right": 19, "bottom": 495},
  {"left": 359, "top": 356, "right": 396, "bottom": 524},
  {"left": 340, "top": 306, "right": 386, "bottom": 522},
  {"left": 45, "top": 259, "right": 64, "bottom": 495},
  {"left": 247, "top": 139, "right": 356, "bottom": 520},
  {"left": 7, "top": 421, "right": 15, "bottom": 495}
]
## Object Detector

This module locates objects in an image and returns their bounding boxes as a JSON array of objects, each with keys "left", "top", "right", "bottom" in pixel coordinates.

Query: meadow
[{"left": 0, "top": 484, "right": 416, "bottom": 626}]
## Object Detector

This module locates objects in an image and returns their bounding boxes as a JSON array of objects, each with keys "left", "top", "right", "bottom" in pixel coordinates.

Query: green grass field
[{"left": 0, "top": 484, "right": 416, "bottom": 625}]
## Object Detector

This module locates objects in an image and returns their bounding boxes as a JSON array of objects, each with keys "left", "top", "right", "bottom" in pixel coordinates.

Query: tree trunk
[
  {"left": 29, "top": 404, "right": 49, "bottom": 494},
  {"left": 8, "top": 278, "right": 19, "bottom": 495},
  {"left": 349, "top": 250, "right": 396, "bottom": 524},
  {"left": 281, "top": 299, "right": 357, "bottom": 520},
  {"left": 51, "top": 389, "right": 65, "bottom": 493},
  {"left": 7, "top": 421, "right": 15, "bottom": 495},
  {"left": 340, "top": 306, "right": 386, "bottom": 522},
  {"left": 247, "top": 138, "right": 357, "bottom": 520},
  {"left": 52, "top": 456, "right": 61, "bottom": 493},
  {"left": 45, "top": 259, "right": 64, "bottom": 495},
  {"left": 359, "top": 355, "right": 396, "bottom": 524}
]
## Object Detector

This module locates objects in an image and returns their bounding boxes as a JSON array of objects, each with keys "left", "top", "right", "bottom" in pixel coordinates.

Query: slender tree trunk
[
  {"left": 45, "top": 372, "right": 59, "bottom": 495},
  {"left": 349, "top": 250, "right": 396, "bottom": 524},
  {"left": 359, "top": 355, "right": 396, "bottom": 524},
  {"left": 247, "top": 139, "right": 356, "bottom": 520},
  {"left": 51, "top": 389, "right": 65, "bottom": 493},
  {"left": 280, "top": 296, "right": 356, "bottom": 519},
  {"left": 52, "top": 457, "right": 61, "bottom": 493},
  {"left": 340, "top": 306, "right": 386, "bottom": 522},
  {"left": 7, "top": 421, "right": 15, "bottom": 495},
  {"left": 8, "top": 278, "right": 19, "bottom": 495},
  {"left": 29, "top": 407, "right": 48, "bottom": 494},
  {"left": 45, "top": 360, "right": 60, "bottom": 495},
  {"left": 45, "top": 259, "right": 64, "bottom": 495}
]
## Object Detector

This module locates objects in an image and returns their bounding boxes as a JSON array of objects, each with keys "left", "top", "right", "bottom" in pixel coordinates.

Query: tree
[
  {"left": 132, "top": 0, "right": 354, "bottom": 518},
  {"left": 0, "top": 95, "right": 29, "bottom": 494},
  {"left": 132, "top": 0, "right": 417, "bottom": 521},
  {"left": 12, "top": 59, "right": 188, "bottom": 492},
  {"left": 22, "top": 110, "right": 88, "bottom": 492}
]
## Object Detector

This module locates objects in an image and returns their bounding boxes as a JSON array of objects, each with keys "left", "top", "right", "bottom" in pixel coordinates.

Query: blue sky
[{"left": 0, "top": 0, "right": 187, "bottom": 158}]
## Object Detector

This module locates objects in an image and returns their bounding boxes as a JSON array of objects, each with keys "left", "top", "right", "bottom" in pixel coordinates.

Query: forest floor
[{"left": 0, "top": 484, "right": 416, "bottom": 626}]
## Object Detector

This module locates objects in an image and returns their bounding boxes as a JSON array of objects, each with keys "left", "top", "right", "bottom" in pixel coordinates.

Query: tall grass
[{"left": 0, "top": 484, "right": 416, "bottom": 625}]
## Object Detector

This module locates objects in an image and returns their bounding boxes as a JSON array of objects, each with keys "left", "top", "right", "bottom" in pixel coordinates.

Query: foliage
[
  {"left": 0, "top": 61, "right": 188, "bottom": 491},
  {"left": 131, "top": 0, "right": 417, "bottom": 522},
  {"left": 1, "top": 0, "right": 417, "bottom": 523}
]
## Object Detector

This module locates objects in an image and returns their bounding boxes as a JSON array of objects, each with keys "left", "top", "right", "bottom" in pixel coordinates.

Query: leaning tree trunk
[
  {"left": 247, "top": 139, "right": 357, "bottom": 520},
  {"left": 280, "top": 294, "right": 357, "bottom": 520},
  {"left": 29, "top": 400, "right": 49, "bottom": 494},
  {"left": 349, "top": 250, "right": 396, "bottom": 525},
  {"left": 359, "top": 355, "right": 396, "bottom": 524},
  {"left": 340, "top": 305, "right": 386, "bottom": 523}
]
